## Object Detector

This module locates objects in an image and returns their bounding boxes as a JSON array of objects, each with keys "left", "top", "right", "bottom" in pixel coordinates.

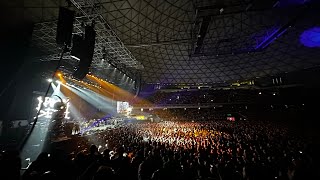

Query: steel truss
[
  {"left": 31, "top": 0, "right": 143, "bottom": 74},
  {"left": 28, "top": 0, "right": 320, "bottom": 85}
]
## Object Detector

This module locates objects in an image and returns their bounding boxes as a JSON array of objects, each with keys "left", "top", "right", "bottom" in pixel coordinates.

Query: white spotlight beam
[{"left": 62, "top": 84, "right": 115, "bottom": 112}]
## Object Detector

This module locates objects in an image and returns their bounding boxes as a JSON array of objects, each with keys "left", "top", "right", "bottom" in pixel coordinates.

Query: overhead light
[
  {"left": 70, "top": 55, "right": 80, "bottom": 61},
  {"left": 219, "top": 8, "right": 224, "bottom": 14}
]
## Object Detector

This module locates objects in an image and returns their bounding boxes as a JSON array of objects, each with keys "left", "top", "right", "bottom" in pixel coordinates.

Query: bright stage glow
[
  {"left": 117, "top": 101, "right": 130, "bottom": 114},
  {"left": 300, "top": 27, "right": 320, "bottom": 47},
  {"left": 127, "top": 106, "right": 133, "bottom": 116},
  {"left": 134, "top": 115, "right": 145, "bottom": 120},
  {"left": 47, "top": 79, "right": 53, "bottom": 82},
  {"left": 35, "top": 96, "right": 70, "bottom": 119}
]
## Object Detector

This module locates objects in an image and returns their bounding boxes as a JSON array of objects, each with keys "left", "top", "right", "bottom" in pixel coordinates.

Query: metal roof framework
[
  {"left": 30, "top": 0, "right": 143, "bottom": 71},
  {"left": 24, "top": 0, "right": 320, "bottom": 85}
]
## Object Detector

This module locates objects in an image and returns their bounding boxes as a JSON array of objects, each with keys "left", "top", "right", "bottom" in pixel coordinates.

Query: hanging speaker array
[
  {"left": 71, "top": 24, "right": 96, "bottom": 80},
  {"left": 56, "top": 6, "right": 96, "bottom": 80}
]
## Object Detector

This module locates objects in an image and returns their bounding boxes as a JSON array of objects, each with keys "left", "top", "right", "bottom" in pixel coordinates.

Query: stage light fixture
[
  {"left": 57, "top": 73, "right": 62, "bottom": 77},
  {"left": 47, "top": 78, "right": 53, "bottom": 82}
]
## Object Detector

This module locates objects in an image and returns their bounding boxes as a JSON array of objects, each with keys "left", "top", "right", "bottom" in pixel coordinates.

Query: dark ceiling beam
[
  {"left": 194, "top": 16, "right": 211, "bottom": 54},
  {"left": 198, "top": 7, "right": 273, "bottom": 17},
  {"left": 125, "top": 39, "right": 191, "bottom": 48}
]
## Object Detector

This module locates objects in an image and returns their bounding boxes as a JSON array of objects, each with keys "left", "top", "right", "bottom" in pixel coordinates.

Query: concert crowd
[{"left": 1, "top": 117, "right": 314, "bottom": 180}]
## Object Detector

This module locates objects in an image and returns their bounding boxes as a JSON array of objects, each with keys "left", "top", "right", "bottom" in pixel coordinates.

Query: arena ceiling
[{"left": 23, "top": 0, "right": 320, "bottom": 85}]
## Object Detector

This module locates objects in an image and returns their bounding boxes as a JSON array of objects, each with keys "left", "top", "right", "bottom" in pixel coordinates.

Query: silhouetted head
[{"left": 90, "top": 145, "right": 98, "bottom": 155}]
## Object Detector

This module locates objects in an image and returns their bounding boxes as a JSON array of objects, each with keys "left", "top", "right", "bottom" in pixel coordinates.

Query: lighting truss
[{"left": 32, "top": 0, "right": 143, "bottom": 72}]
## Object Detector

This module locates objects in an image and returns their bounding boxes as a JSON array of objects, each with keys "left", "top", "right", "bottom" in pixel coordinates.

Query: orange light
[{"left": 58, "top": 73, "right": 62, "bottom": 77}]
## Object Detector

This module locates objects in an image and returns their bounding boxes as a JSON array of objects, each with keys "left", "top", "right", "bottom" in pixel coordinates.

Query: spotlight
[
  {"left": 259, "top": 92, "right": 262, "bottom": 95},
  {"left": 57, "top": 73, "right": 62, "bottom": 77},
  {"left": 47, "top": 78, "right": 53, "bottom": 82},
  {"left": 273, "top": 93, "right": 276, "bottom": 96}
]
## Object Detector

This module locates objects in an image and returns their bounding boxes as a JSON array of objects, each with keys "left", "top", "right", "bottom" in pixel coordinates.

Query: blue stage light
[{"left": 300, "top": 27, "right": 320, "bottom": 48}]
